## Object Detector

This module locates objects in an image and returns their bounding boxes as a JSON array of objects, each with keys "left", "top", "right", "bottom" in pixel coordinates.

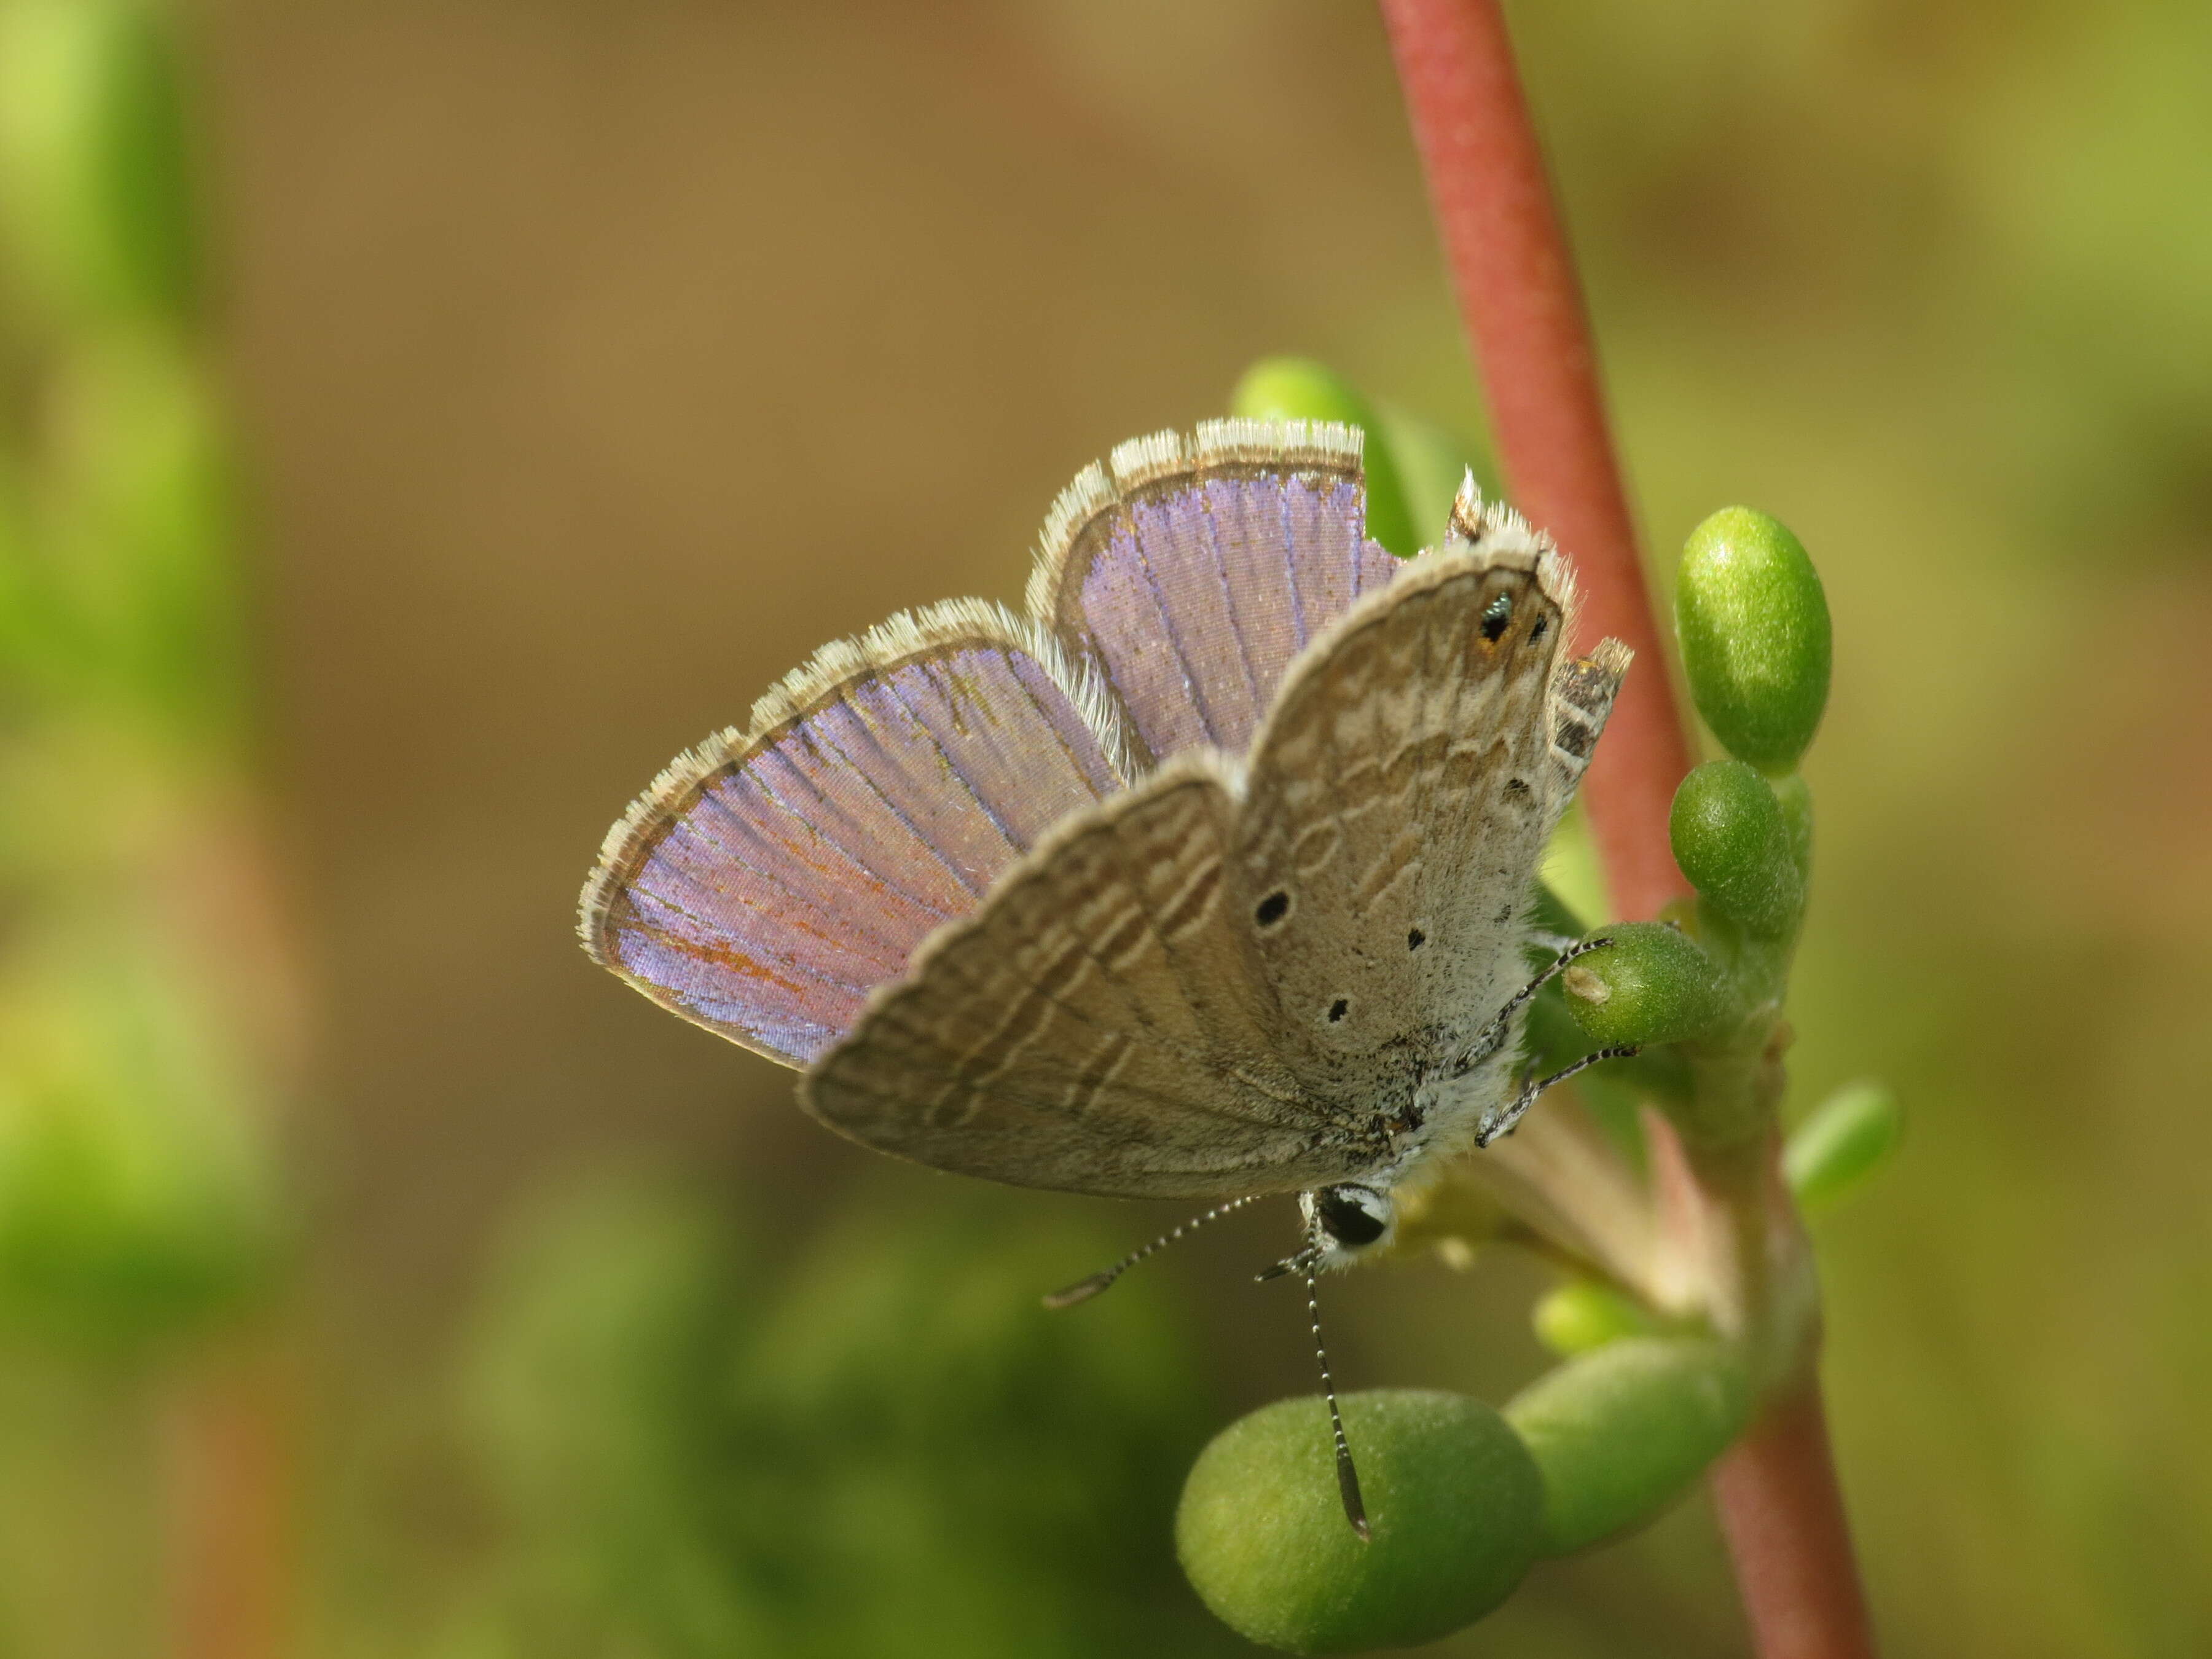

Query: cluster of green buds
[{"left": 1172, "top": 361, "right": 1901, "bottom": 1652}]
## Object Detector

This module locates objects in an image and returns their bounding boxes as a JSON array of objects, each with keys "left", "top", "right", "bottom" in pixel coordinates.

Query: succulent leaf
[{"left": 1177, "top": 1390, "right": 1542, "bottom": 1652}]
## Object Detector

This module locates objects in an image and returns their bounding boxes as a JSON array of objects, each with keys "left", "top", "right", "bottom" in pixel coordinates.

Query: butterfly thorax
[
  {"left": 1290, "top": 997, "right": 1523, "bottom": 1230},
  {"left": 1382, "top": 1027, "right": 1522, "bottom": 1177}
]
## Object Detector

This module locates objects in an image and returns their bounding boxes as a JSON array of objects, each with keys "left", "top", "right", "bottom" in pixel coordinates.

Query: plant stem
[
  {"left": 1711, "top": 1382, "right": 1877, "bottom": 1659},
  {"left": 1375, "top": 4, "right": 1875, "bottom": 1653},
  {"left": 162, "top": 1336, "right": 294, "bottom": 1659},
  {"left": 1376, "top": 0, "right": 1692, "bottom": 923}
]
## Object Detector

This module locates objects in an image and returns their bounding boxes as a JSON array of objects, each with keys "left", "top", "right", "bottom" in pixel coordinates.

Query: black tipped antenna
[
  {"left": 1043, "top": 1194, "right": 1260, "bottom": 1310},
  {"left": 1306, "top": 1261, "right": 1369, "bottom": 1541}
]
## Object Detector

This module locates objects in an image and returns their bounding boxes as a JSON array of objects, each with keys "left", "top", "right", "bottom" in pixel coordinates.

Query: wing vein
[{"left": 1198, "top": 485, "right": 1267, "bottom": 726}]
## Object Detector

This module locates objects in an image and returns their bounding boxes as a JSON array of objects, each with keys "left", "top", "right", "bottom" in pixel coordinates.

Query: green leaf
[
  {"left": 1560, "top": 922, "right": 1730, "bottom": 1048},
  {"left": 1784, "top": 1081, "right": 1904, "bottom": 1214},
  {"left": 1505, "top": 1338, "right": 1749, "bottom": 1556},
  {"left": 1177, "top": 1390, "right": 1542, "bottom": 1652},
  {"left": 1670, "top": 760, "right": 1804, "bottom": 935},
  {"left": 1676, "top": 507, "right": 1831, "bottom": 773},
  {"left": 1230, "top": 358, "right": 1419, "bottom": 558}
]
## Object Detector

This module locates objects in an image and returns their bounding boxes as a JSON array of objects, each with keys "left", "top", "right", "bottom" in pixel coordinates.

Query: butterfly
[{"left": 579, "top": 420, "right": 1631, "bottom": 1533}]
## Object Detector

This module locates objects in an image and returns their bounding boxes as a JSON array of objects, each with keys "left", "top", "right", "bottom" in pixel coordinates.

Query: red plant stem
[
  {"left": 1711, "top": 1383, "right": 1878, "bottom": 1659},
  {"left": 162, "top": 1341, "right": 294, "bottom": 1659},
  {"left": 1377, "top": 4, "right": 1875, "bottom": 1654},
  {"left": 1378, "top": 0, "right": 1693, "bottom": 921}
]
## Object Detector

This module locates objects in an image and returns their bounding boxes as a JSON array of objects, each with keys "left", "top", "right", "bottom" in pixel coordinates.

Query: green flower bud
[
  {"left": 1505, "top": 1338, "right": 1749, "bottom": 1556},
  {"left": 1177, "top": 1390, "right": 1542, "bottom": 1653},
  {"left": 1560, "top": 923, "right": 1729, "bottom": 1049},
  {"left": 0, "top": 0, "right": 198, "bottom": 325},
  {"left": 1669, "top": 761, "right": 1804, "bottom": 935},
  {"left": 1676, "top": 508, "right": 1830, "bottom": 772},
  {"left": 1231, "top": 358, "right": 1419, "bottom": 559},
  {"left": 1783, "top": 1080, "right": 1903, "bottom": 1215},
  {"left": 1532, "top": 1279, "right": 1658, "bottom": 1357}
]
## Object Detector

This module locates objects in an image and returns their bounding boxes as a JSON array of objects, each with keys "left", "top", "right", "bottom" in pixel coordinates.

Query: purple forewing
[{"left": 600, "top": 642, "right": 1120, "bottom": 1065}]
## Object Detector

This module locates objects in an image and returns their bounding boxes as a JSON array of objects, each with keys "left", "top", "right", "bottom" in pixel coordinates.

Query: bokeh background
[{"left": 2, "top": 1, "right": 2208, "bottom": 1655}]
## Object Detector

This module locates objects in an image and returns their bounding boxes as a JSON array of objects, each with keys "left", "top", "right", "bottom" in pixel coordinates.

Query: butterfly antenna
[
  {"left": 1042, "top": 1194, "right": 1260, "bottom": 1309},
  {"left": 1306, "top": 1261, "right": 1370, "bottom": 1540}
]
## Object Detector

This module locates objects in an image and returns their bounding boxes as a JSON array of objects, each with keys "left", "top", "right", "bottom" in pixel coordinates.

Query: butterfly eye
[
  {"left": 1480, "top": 592, "right": 1512, "bottom": 642},
  {"left": 1254, "top": 890, "right": 1291, "bottom": 927},
  {"left": 1316, "top": 1185, "right": 1392, "bottom": 1247}
]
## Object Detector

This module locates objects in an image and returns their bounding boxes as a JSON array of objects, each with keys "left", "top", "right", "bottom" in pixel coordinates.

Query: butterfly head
[{"left": 1305, "top": 1183, "right": 1398, "bottom": 1272}]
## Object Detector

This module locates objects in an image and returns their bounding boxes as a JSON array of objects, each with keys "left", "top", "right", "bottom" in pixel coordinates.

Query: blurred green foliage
[
  {"left": 0, "top": 939, "right": 277, "bottom": 1344},
  {"left": 0, "top": 5, "right": 290, "bottom": 1653},
  {"left": 0, "top": 0, "right": 273, "bottom": 1362},
  {"left": 0, "top": 334, "right": 241, "bottom": 736},
  {"left": 444, "top": 1174, "right": 1243, "bottom": 1659},
  {"left": 0, "top": 0, "right": 195, "bottom": 324}
]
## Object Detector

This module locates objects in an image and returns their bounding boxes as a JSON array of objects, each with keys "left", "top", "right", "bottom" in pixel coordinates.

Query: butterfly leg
[
  {"left": 1457, "top": 935, "right": 1616, "bottom": 1074},
  {"left": 1475, "top": 1045, "right": 1639, "bottom": 1147},
  {"left": 1488, "top": 934, "right": 1616, "bottom": 1046}
]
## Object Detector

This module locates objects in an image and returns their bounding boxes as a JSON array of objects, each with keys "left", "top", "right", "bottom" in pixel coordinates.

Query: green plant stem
[
  {"left": 1376, "top": 0, "right": 1693, "bottom": 922},
  {"left": 1375, "top": 3, "right": 1874, "bottom": 1652}
]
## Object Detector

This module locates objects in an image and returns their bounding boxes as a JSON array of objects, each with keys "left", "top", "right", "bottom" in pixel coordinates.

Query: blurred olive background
[{"left": 0, "top": 1, "right": 2206, "bottom": 1655}]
